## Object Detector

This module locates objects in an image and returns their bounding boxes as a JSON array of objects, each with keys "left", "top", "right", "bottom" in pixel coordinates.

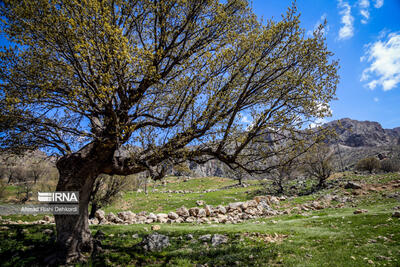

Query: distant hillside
[
  {"left": 325, "top": 118, "right": 400, "bottom": 147},
  {"left": 187, "top": 118, "right": 400, "bottom": 176}
]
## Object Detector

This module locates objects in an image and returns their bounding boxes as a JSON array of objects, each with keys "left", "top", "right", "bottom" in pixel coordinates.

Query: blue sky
[
  {"left": 252, "top": 0, "right": 400, "bottom": 128},
  {"left": 1, "top": 1, "right": 399, "bottom": 129}
]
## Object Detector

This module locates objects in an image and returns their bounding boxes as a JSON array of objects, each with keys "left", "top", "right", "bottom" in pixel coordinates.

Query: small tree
[
  {"left": 380, "top": 158, "right": 400, "bottom": 173},
  {"left": 356, "top": 157, "right": 380, "bottom": 174},
  {"left": 88, "top": 174, "right": 132, "bottom": 219},
  {"left": 303, "top": 143, "right": 333, "bottom": 189}
]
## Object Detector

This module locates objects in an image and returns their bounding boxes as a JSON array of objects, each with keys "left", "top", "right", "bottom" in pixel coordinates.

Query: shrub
[
  {"left": 380, "top": 158, "right": 400, "bottom": 173},
  {"left": 355, "top": 157, "right": 380, "bottom": 173}
]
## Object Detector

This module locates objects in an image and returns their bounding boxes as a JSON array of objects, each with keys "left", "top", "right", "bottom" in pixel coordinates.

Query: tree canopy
[
  {"left": 1, "top": 0, "right": 338, "bottom": 176},
  {"left": 0, "top": 0, "right": 339, "bottom": 262}
]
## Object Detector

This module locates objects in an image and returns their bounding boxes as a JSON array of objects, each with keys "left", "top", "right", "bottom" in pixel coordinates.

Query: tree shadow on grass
[
  {"left": 90, "top": 231, "right": 280, "bottom": 266},
  {"left": 0, "top": 224, "right": 57, "bottom": 267}
]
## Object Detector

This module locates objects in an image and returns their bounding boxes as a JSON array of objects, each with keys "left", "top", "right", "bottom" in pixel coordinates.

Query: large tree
[{"left": 0, "top": 0, "right": 338, "bottom": 263}]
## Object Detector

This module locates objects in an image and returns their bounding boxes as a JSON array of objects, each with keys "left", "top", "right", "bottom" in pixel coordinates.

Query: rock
[
  {"left": 147, "top": 213, "right": 157, "bottom": 221},
  {"left": 254, "top": 196, "right": 268, "bottom": 203},
  {"left": 185, "top": 216, "right": 196, "bottom": 223},
  {"left": 216, "top": 205, "right": 226, "bottom": 214},
  {"left": 392, "top": 211, "right": 400, "bottom": 218},
  {"left": 89, "top": 218, "right": 99, "bottom": 225},
  {"left": 228, "top": 202, "right": 243, "bottom": 211},
  {"left": 42, "top": 229, "right": 53, "bottom": 235},
  {"left": 175, "top": 217, "right": 184, "bottom": 223},
  {"left": 138, "top": 211, "right": 147, "bottom": 217},
  {"left": 168, "top": 212, "right": 179, "bottom": 220},
  {"left": 345, "top": 182, "right": 362, "bottom": 189},
  {"left": 95, "top": 209, "right": 106, "bottom": 221},
  {"left": 106, "top": 212, "right": 118, "bottom": 222},
  {"left": 189, "top": 207, "right": 199, "bottom": 217},
  {"left": 151, "top": 225, "right": 161, "bottom": 231},
  {"left": 156, "top": 213, "right": 168, "bottom": 223},
  {"left": 43, "top": 215, "right": 53, "bottom": 222},
  {"left": 217, "top": 214, "right": 228, "bottom": 223},
  {"left": 140, "top": 233, "right": 170, "bottom": 252},
  {"left": 211, "top": 234, "right": 228, "bottom": 246},
  {"left": 354, "top": 209, "right": 368, "bottom": 214},
  {"left": 198, "top": 208, "right": 207, "bottom": 218},
  {"left": 118, "top": 211, "right": 136, "bottom": 221},
  {"left": 269, "top": 196, "right": 280, "bottom": 205},
  {"left": 199, "top": 234, "right": 212, "bottom": 241},
  {"left": 185, "top": 234, "right": 194, "bottom": 240},
  {"left": 176, "top": 206, "right": 190, "bottom": 217},
  {"left": 204, "top": 205, "right": 213, "bottom": 216},
  {"left": 196, "top": 200, "right": 205, "bottom": 206},
  {"left": 311, "top": 201, "right": 323, "bottom": 210}
]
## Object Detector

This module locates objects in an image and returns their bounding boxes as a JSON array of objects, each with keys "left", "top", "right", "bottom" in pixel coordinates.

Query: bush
[
  {"left": 355, "top": 157, "right": 380, "bottom": 173},
  {"left": 380, "top": 158, "right": 400, "bottom": 173}
]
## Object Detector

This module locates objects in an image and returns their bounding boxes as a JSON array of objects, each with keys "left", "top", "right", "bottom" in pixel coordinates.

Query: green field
[{"left": 1, "top": 173, "right": 399, "bottom": 266}]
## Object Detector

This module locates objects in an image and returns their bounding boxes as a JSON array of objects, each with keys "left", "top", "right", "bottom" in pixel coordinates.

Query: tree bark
[
  {"left": 51, "top": 142, "right": 114, "bottom": 264},
  {"left": 89, "top": 202, "right": 98, "bottom": 220}
]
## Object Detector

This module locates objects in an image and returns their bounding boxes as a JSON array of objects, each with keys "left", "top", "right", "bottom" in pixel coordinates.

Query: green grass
[
  {"left": 1, "top": 173, "right": 400, "bottom": 266},
  {"left": 107, "top": 177, "right": 263, "bottom": 214}
]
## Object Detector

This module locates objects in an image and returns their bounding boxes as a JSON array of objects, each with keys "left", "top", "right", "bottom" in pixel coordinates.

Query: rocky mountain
[
  {"left": 187, "top": 118, "right": 400, "bottom": 176},
  {"left": 325, "top": 118, "right": 400, "bottom": 147}
]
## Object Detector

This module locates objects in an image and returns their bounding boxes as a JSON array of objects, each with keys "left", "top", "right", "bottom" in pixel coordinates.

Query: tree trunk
[
  {"left": 89, "top": 202, "right": 98, "bottom": 219},
  {"left": 51, "top": 142, "right": 114, "bottom": 264},
  {"left": 54, "top": 168, "right": 97, "bottom": 263}
]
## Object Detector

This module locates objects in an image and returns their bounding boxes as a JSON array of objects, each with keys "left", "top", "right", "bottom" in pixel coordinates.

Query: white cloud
[
  {"left": 361, "top": 32, "right": 400, "bottom": 91},
  {"left": 307, "top": 14, "right": 329, "bottom": 37},
  {"left": 374, "top": 0, "right": 383, "bottom": 8},
  {"left": 359, "top": 0, "right": 370, "bottom": 8},
  {"left": 338, "top": 1, "right": 354, "bottom": 40},
  {"left": 360, "top": 9, "right": 370, "bottom": 24},
  {"left": 309, "top": 118, "right": 328, "bottom": 128},
  {"left": 373, "top": 97, "right": 379, "bottom": 102}
]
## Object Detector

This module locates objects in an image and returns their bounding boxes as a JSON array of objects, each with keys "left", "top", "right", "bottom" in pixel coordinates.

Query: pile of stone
[{"left": 89, "top": 195, "right": 282, "bottom": 225}]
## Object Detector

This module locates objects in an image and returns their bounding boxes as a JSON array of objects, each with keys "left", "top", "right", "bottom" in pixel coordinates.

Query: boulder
[
  {"left": 151, "top": 225, "right": 161, "bottom": 231},
  {"left": 140, "top": 233, "right": 170, "bottom": 252},
  {"left": 168, "top": 212, "right": 179, "bottom": 220},
  {"left": 269, "top": 196, "right": 280, "bottom": 205},
  {"left": 344, "top": 182, "right": 362, "bottom": 190},
  {"left": 95, "top": 209, "right": 106, "bottom": 221},
  {"left": 118, "top": 211, "right": 135, "bottom": 221},
  {"left": 211, "top": 234, "right": 228, "bottom": 246},
  {"left": 89, "top": 218, "right": 99, "bottom": 225},
  {"left": 196, "top": 200, "right": 205, "bottom": 206},
  {"left": 254, "top": 196, "right": 268, "bottom": 204},
  {"left": 185, "top": 216, "right": 196, "bottom": 223},
  {"left": 216, "top": 205, "right": 226, "bottom": 214},
  {"left": 197, "top": 208, "right": 207, "bottom": 218},
  {"left": 176, "top": 206, "right": 190, "bottom": 217},
  {"left": 199, "top": 234, "right": 212, "bottom": 241},
  {"left": 228, "top": 202, "right": 243, "bottom": 211},
  {"left": 189, "top": 207, "right": 199, "bottom": 217},
  {"left": 217, "top": 214, "right": 228, "bottom": 223},
  {"left": 147, "top": 213, "right": 158, "bottom": 221},
  {"left": 106, "top": 212, "right": 118, "bottom": 222},
  {"left": 175, "top": 217, "right": 184, "bottom": 223},
  {"left": 204, "top": 205, "right": 213, "bottom": 216}
]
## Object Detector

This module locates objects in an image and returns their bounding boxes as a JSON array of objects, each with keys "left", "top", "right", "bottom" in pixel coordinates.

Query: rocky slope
[{"left": 187, "top": 118, "right": 400, "bottom": 176}]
